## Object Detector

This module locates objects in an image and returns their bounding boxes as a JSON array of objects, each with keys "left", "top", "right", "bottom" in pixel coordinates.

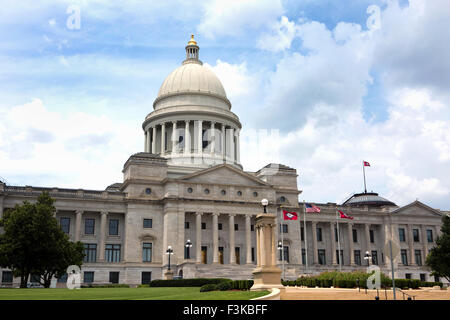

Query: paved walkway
[{"left": 280, "top": 287, "right": 450, "bottom": 300}]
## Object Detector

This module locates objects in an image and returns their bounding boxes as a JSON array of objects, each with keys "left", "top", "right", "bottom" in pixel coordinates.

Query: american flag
[{"left": 305, "top": 203, "right": 321, "bottom": 213}]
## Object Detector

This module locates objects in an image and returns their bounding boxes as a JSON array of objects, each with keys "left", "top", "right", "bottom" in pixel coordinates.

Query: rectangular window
[
  {"left": 318, "top": 249, "right": 326, "bottom": 265},
  {"left": 144, "top": 219, "right": 153, "bottom": 228},
  {"left": 352, "top": 229, "right": 358, "bottom": 243},
  {"left": 109, "top": 219, "right": 119, "bottom": 235},
  {"left": 143, "top": 243, "right": 152, "bottom": 262},
  {"left": 401, "top": 249, "right": 408, "bottom": 265},
  {"left": 105, "top": 244, "right": 121, "bottom": 263},
  {"left": 427, "top": 229, "right": 433, "bottom": 243},
  {"left": 280, "top": 224, "right": 288, "bottom": 234},
  {"left": 1, "top": 271, "right": 13, "bottom": 283},
  {"left": 84, "top": 271, "right": 94, "bottom": 284},
  {"left": 234, "top": 224, "right": 239, "bottom": 231},
  {"left": 301, "top": 227, "right": 304, "bottom": 241},
  {"left": 371, "top": 250, "right": 378, "bottom": 265},
  {"left": 405, "top": 273, "right": 412, "bottom": 280},
  {"left": 336, "top": 250, "right": 343, "bottom": 265},
  {"left": 201, "top": 222, "right": 206, "bottom": 230},
  {"left": 399, "top": 228, "right": 406, "bottom": 242},
  {"left": 279, "top": 246, "right": 289, "bottom": 262},
  {"left": 413, "top": 229, "right": 420, "bottom": 242},
  {"left": 218, "top": 223, "right": 222, "bottom": 230},
  {"left": 317, "top": 227, "right": 322, "bottom": 241},
  {"left": 60, "top": 217, "right": 70, "bottom": 234},
  {"left": 85, "top": 218, "right": 95, "bottom": 235},
  {"left": 142, "top": 272, "right": 152, "bottom": 285},
  {"left": 83, "top": 243, "right": 97, "bottom": 263},
  {"left": 415, "top": 250, "right": 422, "bottom": 266},
  {"left": 369, "top": 229, "right": 374, "bottom": 243},
  {"left": 354, "top": 250, "right": 361, "bottom": 265},
  {"left": 302, "top": 249, "right": 306, "bottom": 264},
  {"left": 251, "top": 224, "right": 254, "bottom": 231},
  {"left": 420, "top": 274, "right": 426, "bottom": 282},
  {"left": 109, "top": 272, "right": 119, "bottom": 284}
]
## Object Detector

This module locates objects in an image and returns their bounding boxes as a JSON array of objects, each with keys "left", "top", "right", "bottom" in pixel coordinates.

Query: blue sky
[{"left": 1, "top": 0, "right": 450, "bottom": 210}]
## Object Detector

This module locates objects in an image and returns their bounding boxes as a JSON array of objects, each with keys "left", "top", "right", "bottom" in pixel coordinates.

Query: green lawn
[{"left": 0, "top": 287, "right": 269, "bottom": 300}]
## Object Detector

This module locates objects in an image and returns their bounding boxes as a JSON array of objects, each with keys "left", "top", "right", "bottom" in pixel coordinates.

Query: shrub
[
  {"left": 150, "top": 278, "right": 231, "bottom": 287},
  {"left": 232, "top": 280, "right": 254, "bottom": 290},
  {"left": 216, "top": 281, "right": 233, "bottom": 291},
  {"left": 200, "top": 284, "right": 217, "bottom": 292},
  {"left": 81, "top": 284, "right": 130, "bottom": 288},
  {"left": 137, "top": 284, "right": 149, "bottom": 288}
]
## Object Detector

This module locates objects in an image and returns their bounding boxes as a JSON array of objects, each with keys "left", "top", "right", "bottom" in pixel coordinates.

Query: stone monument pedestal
[
  {"left": 250, "top": 213, "right": 284, "bottom": 291},
  {"left": 164, "top": 270, "right": 174, "bottom": 280}
]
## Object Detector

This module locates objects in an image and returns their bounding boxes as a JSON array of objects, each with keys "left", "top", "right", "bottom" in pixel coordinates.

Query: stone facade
[{"left": 0, "top": 36, "right": 448, "bottom": 287}]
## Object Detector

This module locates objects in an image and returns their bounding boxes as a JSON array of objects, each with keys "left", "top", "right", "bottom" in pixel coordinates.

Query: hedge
[
  {"left": 149, "top": 278, "right": 232, "bottom": 287},
  {"left": 232, "top": 280, "right": 254, "bottom": 290},
  {"left": 200, "top": 284, "right": 218, "bottom": 292},
  {"left": 81, "top": 284, "right": 130, "bottom": 288}
]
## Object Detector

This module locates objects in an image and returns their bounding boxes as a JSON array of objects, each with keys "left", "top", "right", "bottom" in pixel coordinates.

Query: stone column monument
[{"left": 250, "top": 212, "right": 284, "bottom": 291}]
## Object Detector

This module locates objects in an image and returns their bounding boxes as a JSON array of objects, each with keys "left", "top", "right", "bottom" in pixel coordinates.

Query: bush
[
  {"left": 150, "top": 278, "right": 231, "bottom": 287},
  {"left": 137, "top": 284, "right": 149, "bottom": 288},
  {"left": 81, "top": 284, "right": 130, "bottom": 288},
  {"left": 216, "top": 281, "right": 233, "bottom": 291},
  {"left": 232, "top": 280, "right": 254, "bottom": 290},
  {"left": 200, "top": 284, "right": 217, "bottom": 292}
]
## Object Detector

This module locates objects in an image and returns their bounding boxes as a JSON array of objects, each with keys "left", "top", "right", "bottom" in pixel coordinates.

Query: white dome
[{"left": 157, "top": 62, "right": 227, "bottom": 99}]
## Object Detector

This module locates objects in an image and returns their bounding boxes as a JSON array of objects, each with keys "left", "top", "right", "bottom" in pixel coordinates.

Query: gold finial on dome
[{"left": 187, "top": 34, "right": 197, "bottom": 46}]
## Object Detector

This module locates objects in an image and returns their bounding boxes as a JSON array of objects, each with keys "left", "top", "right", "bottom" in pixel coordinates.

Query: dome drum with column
[{"left": 142, "top": 35, "right": 242, "bottom": 170}]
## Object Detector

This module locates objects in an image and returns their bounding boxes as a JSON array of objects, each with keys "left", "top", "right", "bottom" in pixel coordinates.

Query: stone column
[
  {"left": 348, "top": 222, "right": 355, "bottom": 265},
  {"left": 421, "top": 225, "right": 428, "bottom": 259},
  {"left": 235, "top": 128, "right": 240, "bottom": 163},
  {"left": 171, "top": 121, "right": 177, "bottom": 155},
  {"left": 212, "top": 213, "right": 219, "bottom": 264},
  {"left": 210, "top": 121, "right": 216, "bottom": 156},
  {"left": 227, "top": 127, "right": 235, "bottom": 164},
  {"left": 151, "top": 126, "right": 156, "bottom": 154},
  {"left": 229, "top": 214, "right": 236, "bottom": 264},
  {"left": 161, "top": 122, "right": 166, "bottom": 156},
  {"left": 99, "top": 211, "right": 108, "bottom": 261},
  {"left": 184, "top": 120, "right": 190, "bottom": 155},
  {"left": 330, "top": 222, "right": 337, "bottom": 265},
  {"left": 75, "top": 210, "right": 83, "bottom": 242},
  {"left": 259, "top": 225, "right": 266, "bottom": 267},
  {"left": 256, "top": 226, "right": 261, "bottom": 266},
  {"left": 312, "top": 221, "right": 318, "bottom": 265},
  {"left": 245, "top": 214, "right": 252, "bottom": 264},
  {"left": 144, "top": 130, "right": 148, "bottom": 152},
  {"left": 197, "top": 120, "right": 203, "bottom": 157},
  {"left": 407, "top": 224, "right": 416, "bottom": 265},
  {"left": 221, "top": 123, "right": 226, "bottom": 161},
  {"left": 365, "top": 224, "right": 372, "bottom": 257},
  {"left": 195, "top": 212, "right": 202, "bottom": 264}
]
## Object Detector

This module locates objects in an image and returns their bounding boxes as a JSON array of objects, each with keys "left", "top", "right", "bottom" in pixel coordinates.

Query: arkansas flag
[
  {"left": 305, "top": 203, "right": 321, "bottom": 213},
  {"left": 363, "top": 161, "right": 370, "bottom": 167},
  {"left": 338, "top": 210, "right": 354, "bottom": 220},
  {"left": 283, "top": 210, "right": 298, "bottom": 220}
]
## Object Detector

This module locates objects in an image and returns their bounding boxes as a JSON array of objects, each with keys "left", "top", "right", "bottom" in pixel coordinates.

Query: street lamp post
[
  {"left": 166, "top": 246, "right": 174, "bottom": 270},
  {"left": 277, "top": 241, "right": 285, "bottom": 280},
  {"left": 364, "top": 250, "right": 372, "bottom": 267},
  {"left": 261, "top": 199, "right": 268, "bottom": 213},
  {"left": 185, "top": 239, "right": 192, "bottom": 259}
]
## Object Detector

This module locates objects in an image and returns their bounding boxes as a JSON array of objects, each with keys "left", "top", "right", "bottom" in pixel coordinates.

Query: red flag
[
  {"left": 338, "top": 210, "right": 353, "bottom": 220},
  {"left": 363, "top": 161, "right": 370, "bottom": 167},
  {"left": 283, "top": 210, "right": 298, "bottom": 220}
]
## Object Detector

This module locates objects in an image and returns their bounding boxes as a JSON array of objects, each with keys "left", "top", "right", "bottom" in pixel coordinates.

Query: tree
[
  {"left": 0, "top": 192, "right": 84, "bottom": 287},
  {"left": 426, "top": 214, "right": 450, "bottom": 282}
]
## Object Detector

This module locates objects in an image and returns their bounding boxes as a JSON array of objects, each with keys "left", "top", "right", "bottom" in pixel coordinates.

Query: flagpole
[
  {"left": 336, "top": 208, "right": 342, "bottom": 272},
  {"left": 362, "top": 160, "right": 367, "bottom": 193},
  {"left": 279, "top": 205, "right": 285, "bottom": 280},
  {"left": 303, "top": 201, "right": 308, "bottom": 274}
]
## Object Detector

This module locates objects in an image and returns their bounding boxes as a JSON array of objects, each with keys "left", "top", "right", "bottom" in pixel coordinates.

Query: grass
[{"left": 0, "top": 287, "right": 270, "bottom": 300}]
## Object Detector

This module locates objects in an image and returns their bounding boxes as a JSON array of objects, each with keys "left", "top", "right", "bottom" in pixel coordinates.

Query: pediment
[
  {"left": 179, "top": 164, "right": 269, "bottom": 186},
  {"left": 391, "top": 201, "right": 442, "bottom": 218}
]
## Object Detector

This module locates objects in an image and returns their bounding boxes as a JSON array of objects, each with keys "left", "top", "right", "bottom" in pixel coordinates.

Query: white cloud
[
  {"left": 0, "top": 99, "right": 140, "bottom": 189},
  {"left": 197, "top": 0, "right": 283, "bottom": 38},
  {"left": 257, "top": 16, "right": 298, "bottom": 52}
]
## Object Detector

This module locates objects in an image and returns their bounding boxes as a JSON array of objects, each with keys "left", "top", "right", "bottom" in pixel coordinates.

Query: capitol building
[{"left": 0, "top": 36, "right": 447, "bottom": 286}]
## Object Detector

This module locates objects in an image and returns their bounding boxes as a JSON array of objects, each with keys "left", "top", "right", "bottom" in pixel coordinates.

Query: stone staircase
[{"left": 193, "top": 264, "right": 255, "bottom": 280}]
